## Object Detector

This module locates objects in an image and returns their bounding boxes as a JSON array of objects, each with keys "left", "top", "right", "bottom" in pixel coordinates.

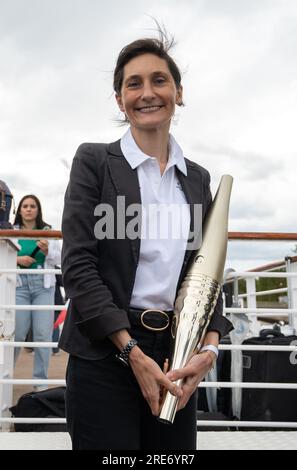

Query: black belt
[{"left": 128, "top": 308, "right": 173, "bottom": 332}]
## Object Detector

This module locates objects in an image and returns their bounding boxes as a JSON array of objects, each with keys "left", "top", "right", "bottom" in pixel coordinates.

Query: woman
[
  {"left": 14, "top": 195, "right": 61, "bottom": 389},
  {"left": 59, "top": 31, "right": 233, "bottom": 450}
]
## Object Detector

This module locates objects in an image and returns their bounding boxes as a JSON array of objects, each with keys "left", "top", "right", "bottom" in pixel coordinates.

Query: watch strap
[{"left": 116, "top": 338, "right": 138, "bottom": 367}]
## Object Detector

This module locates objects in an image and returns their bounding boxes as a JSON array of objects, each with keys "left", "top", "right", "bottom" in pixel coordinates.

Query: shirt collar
[{"left": 120, "top": 128, "right": 187, "bottom": 176}]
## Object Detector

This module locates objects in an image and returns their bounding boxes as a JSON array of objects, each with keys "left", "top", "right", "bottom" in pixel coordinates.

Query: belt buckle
[{"left": 140, "top": 309, "right": 170, "bottom": 332}]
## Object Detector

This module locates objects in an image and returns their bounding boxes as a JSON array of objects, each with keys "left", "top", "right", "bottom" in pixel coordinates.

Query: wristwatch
[{"left": 116, "top": 338, "right": 138, "bottom": 367}]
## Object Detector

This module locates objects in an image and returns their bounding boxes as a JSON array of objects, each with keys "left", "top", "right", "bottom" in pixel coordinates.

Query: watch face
[{"left": 116, "top": 353, "right": 129, "bottom": 367}]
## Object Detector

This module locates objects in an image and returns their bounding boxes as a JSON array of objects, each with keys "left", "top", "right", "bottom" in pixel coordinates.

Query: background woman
[{"left": 14, "top": 195, "right": 61, "bottom": 389}]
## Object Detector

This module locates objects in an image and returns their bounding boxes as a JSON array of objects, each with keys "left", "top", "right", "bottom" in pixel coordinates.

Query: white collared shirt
[{"left": 120, "top": 128, "right": 190, "bottom": 310}]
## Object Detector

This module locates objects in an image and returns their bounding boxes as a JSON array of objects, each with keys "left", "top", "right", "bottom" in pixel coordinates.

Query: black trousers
[{"left": 65, "top": 315, "right": 197, "bottom": 450}]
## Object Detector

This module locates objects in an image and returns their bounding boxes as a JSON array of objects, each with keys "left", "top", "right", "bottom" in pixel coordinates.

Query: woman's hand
[
  {"left": 129, "top": 347, "right": 183, "bottom": 416},
  {"left": 166, "top": 351, "right": 215, "bottom": 411},
  {"left": 17, "top": 256, "right": 36, "bottom": 267},
  {"left": 37, "top": 239, "right": 49, "bottom": 255}
]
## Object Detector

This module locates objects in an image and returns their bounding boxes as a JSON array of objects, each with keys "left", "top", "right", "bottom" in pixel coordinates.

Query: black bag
[
  {"left": 0, "top": 180, "right": 13, "bottom": 228},
  {"left": 10, "top": 387, "right": 67, "bottom": 432},
  {"left": 241, "top": 329, "right": 297, "bottom": 427}
]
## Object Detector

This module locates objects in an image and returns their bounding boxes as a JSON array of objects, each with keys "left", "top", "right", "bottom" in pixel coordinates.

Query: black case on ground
[
  {"left": 241, "top": 329, "right": 297, "bottom": 426},
  {"left": 10, "top": 386, "right": 67, "bottom": 432}
]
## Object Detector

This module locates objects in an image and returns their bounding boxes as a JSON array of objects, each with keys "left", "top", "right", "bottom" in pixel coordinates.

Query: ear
[
  {"left": 115, "top": 94, "right": 125, "bottom": 112},
  {"left": 176, "top": 85, "right": 183, "bottom": 106}
]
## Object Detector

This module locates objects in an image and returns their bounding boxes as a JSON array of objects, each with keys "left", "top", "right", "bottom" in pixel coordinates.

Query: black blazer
[{"left": 59, "top": 139, "right": 233, "bottom": 359}]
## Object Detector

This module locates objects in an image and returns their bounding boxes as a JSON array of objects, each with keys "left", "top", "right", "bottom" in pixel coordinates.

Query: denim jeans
[{"left": 15, "top": 274, "right": 55, "bottom": 381}]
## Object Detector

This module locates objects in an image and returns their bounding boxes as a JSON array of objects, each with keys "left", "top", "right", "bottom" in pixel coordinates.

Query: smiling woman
[
  {"left": 113, "top": 37, "right": 185, "bottom": 175},
  {"left": 59, "top": 24, "right": 232, "bottom": 450},
  {"left": 116, "top": 53, "right": 183, "bottom": 132}
]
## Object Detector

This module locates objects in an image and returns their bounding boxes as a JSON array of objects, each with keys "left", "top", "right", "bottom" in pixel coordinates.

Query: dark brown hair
[
  {"left": 113, "top": 25, "right": 184, "bottom": 124},
  {"left": 113, "top": 23, "right": 183, "bottom": 93},
  {"left": 113, "top": 39, "right": 183, "bottom": 96},
  {"left": 14, "top": 194, "right": 51, "bottom": 229}
]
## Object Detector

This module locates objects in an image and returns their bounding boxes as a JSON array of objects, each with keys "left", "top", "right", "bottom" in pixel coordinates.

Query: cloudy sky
[{"left": 1, "top": 0, "right": 296, "bottom": 270}]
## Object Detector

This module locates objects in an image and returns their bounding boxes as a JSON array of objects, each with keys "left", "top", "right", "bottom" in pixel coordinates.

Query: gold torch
[{"left": 159, "top": 175, "right": 233, "bottom": 424}]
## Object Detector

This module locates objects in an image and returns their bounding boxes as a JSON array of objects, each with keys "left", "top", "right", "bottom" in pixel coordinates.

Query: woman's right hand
[
  {"left": 129, "top": 347, "right": 183, "bottom": 416},
  {"left": 17, "top": 256, "right": 36, "bottom": 267}
]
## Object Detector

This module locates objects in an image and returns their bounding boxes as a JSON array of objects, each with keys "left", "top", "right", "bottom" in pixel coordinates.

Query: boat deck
[{"left": 0, "top": 431, "right": 296, "bottom": 450}]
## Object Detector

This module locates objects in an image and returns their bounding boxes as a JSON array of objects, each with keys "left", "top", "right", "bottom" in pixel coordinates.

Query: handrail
[
  {"left": 1, "top": 230, "right": 297, "bottom": 241},
  {"left": 228, "top": 232, "right": 297, "bottom": 241},
  {"left": 0, "top": 230, "right": 62, "bottom": 239},
  {"left": 1, "top": 305, "right": 296, "bottom": 315},
  {"left": 0, "top": 305, "right": 65, "bottom": 310},
  {"left": 225, "top": 307, "right": 297, "bottom": 315},
  {"left": 248, "top": 257, "right": 297, "bottom": 272},
  {"left": 1, "top": 379, "right": 297, "bottom": 390},
  {"left": 238, "top": 287, "right": 288, "bottom": 298},
  {"left": 2, "top": 267, "right": 296, "bottom": 278},
  {"left": 196, "top": 420, "right": 297, "bottom": 428},
  {"left": 2, "top": 342, "right": 297, "bottom": 352},
  {"left": 1, "top": 417, "right": 297, "bottom": 427},
  {"left": 0, "top": 269, "right": 60, "bottom": 274},
  {"left": 226, "top": 271, "right": 297, "bottom": 278}
]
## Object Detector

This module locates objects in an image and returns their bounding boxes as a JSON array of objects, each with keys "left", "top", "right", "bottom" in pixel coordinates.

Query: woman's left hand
[
  {"left": 166, "top": 351, "right": 215, "bottom": 411},
  {"left": 37, "top": 239, "right": 49, "bottom": 255}
]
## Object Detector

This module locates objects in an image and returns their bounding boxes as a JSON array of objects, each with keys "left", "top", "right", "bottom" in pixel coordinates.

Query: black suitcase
[
  {"left": 241, "top": 329, "right": 297, "bottom": 427},
  {"left": 10, "top": 386, "right": 67, "bottom": 432}
]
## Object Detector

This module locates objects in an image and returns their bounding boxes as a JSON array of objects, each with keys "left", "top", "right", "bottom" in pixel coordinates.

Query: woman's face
[
  {"left": 116, "top": 53, "right": 183, "bottom": 131},
  {"left": 20, "top": 198, "right": 38, "bottom": 224}
]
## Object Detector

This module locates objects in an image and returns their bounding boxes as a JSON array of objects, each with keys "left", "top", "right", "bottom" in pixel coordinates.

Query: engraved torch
[{"left": 159, "top": 175, "right": 233, "bottom": 424}]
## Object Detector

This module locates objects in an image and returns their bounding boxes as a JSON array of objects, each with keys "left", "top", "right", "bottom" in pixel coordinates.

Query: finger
[
  {"left": 166, "top": 367, "right": 192, "bottom": 382},
  {"left": 163, "top": 358, "right": 169, "bottom": 374},
  {"left": 176, "top": 385, "right": 191, "bottom": 411},
  {"left": 160, "top": 377, "right": 183, "bottom": 398},
  {"left": 160, "top": 359, "right": 169, "bottom": 400}
]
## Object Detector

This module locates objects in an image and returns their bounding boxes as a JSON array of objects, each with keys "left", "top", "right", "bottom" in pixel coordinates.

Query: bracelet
[
  {"left": 199, "top": 344, "right": 219, "bottom": 359},
  {"left": 116, "top": 338, "right": 138, "bottom": 367}
]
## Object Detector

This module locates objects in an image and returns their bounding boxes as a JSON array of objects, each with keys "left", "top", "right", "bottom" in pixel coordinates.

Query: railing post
[
  {"left": 0, "top": 238, "right": 19, "bottom": 431},
  {"left": 288, "top": 258, "right": 297, "bottom": 333},
  {"left": 246, "top": 277, "right": 260, "bottom": 336}
]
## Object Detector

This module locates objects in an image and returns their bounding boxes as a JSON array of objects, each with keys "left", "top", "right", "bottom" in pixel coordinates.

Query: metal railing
[{"left": 1, "top": 231, "right": 297, "bottom": 429}]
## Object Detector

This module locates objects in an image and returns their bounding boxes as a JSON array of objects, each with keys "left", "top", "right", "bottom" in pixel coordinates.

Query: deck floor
[{"left": 0, "top": 431, "right": 297, "bottom": 450}]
